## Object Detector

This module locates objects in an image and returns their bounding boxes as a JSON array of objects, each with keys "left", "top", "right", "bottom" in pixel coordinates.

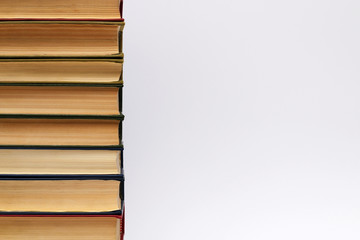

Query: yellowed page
[
  {"left": 0, "top": 86, "right": 119, "bottom": 115},
  {"left": 0, "top": 149, "right": 120, "bottom": 174},
  {"left": 0, "top": 61, "right": 122, "bottom": 83},
  {"left": 0, "top": 0, "right": 121, "bottom": 19},
  {"left": 0, "top": 180, "right": 120, "bottom": 212},
  {"left": 0, "top": 217, "right": 119, "bottom": 240},
  {"left": 0, "top": 119, "right": 120, "bottom": 146},
  {"left": 0, "top": 24, "right": 119, "bottom": 56}
]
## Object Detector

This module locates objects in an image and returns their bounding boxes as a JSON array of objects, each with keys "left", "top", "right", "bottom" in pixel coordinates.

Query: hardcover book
[
  {"left": 0, "top": 59, "right": 123, "bottom": 84},
  {"left": 0, "top": 117, "right": 122, "bottom": 147},
  {"left": 0, "top": 22, "right": 124, "bottom": 58},
  {"left": 0, "top": 86, "right": 122, "bottom": 115},
  {"left": 0, "top": 215, "right": 124, "bottom": 240},
  {"left": 0, "top": 178, "right": 124, "bottom": 214},
  {"left": 0, "top": 149, "right": 123, "bottom": 175}
]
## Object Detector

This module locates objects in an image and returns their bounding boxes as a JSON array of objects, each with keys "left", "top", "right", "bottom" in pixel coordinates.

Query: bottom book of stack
[
  {"left": 0, "top": 148, "right": 124, "bottom": 240},
  {"left": 0, "top": 215, "right": 124, "bottom": 240}
]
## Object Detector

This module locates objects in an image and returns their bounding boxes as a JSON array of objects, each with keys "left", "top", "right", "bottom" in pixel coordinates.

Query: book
[
  {"left": 0, "top": 178, "right": 123, "bottom": 214},
  {"left": 0, "top": 86, "right": 122, "bottom": 115},
  {"left": 0, "top": 149, "right": 122, "bottom": 175},
  {"left": 0, "top": 22, "right": 124, "bottom": 57},
  {"left": 0, "top": 0, "right": 123, "bottom": 21},
  {"left": 0, "top": 59, "right": 123, "bottom": 84},
  {"left": 0, "top": 215, "right": 124, "bottom": 240},
  {"left": 0, "top": 117, "right": 122, "bottom": 146}
]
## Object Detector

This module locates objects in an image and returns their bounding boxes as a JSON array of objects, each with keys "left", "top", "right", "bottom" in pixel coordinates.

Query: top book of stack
[
  {"left": 0, "top": 0, "right": 124, "bottom": 61},
  {"left": 0, "top": 0, "right": 123, "bottom": 21}
]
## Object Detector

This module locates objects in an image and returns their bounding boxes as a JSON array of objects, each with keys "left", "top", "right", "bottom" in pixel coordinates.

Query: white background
[{"left": 124, "top": 0, "right": 360, "bottom": 239}]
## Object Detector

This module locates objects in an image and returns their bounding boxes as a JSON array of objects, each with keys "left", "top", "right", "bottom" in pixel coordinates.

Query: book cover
[{"left": 0, "top": 0, "right": 124, "bottom": 21}]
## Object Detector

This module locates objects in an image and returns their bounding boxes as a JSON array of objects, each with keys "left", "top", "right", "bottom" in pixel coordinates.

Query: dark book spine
[
  {"left": 0, "top": 55, "right": 124, "bottom": 60},
  {"left": 0, "top": 214, "right": 123, "bottom": 218},
  {"left": 120, "top": 0, "right": 124, "bottom": 19},
  {"left": 0, "top": 174, "right": 124, "bottom": 181},
  {"left": 0, "top": 83, "right": 123, "bottom": 87},
  {"left": 0, "top": 19, "right": 124, "bottom": 22},
  {"left": 0, "top": 145, "right": 124, "bottom": 150},
  {"left": 0, "top": 211, "right": 123, "bottom": 216},
  {"left": 118, "top": 86, "right": 123, "bottom": 112},
  {"left": 0, "top": 114, "right": 124, "bottom": 120},
  {"left": 118, "top": 29, "right": 123, "bottom": 54}
]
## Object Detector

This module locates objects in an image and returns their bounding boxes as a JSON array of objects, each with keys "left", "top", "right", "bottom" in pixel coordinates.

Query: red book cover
[{"left": 0, "top": 0, "right": 124, "bottom": 22}]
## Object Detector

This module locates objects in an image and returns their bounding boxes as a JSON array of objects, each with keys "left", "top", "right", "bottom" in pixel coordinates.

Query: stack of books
[{"left": 0, "top": 1, "right": 125, "bottom": 239}]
